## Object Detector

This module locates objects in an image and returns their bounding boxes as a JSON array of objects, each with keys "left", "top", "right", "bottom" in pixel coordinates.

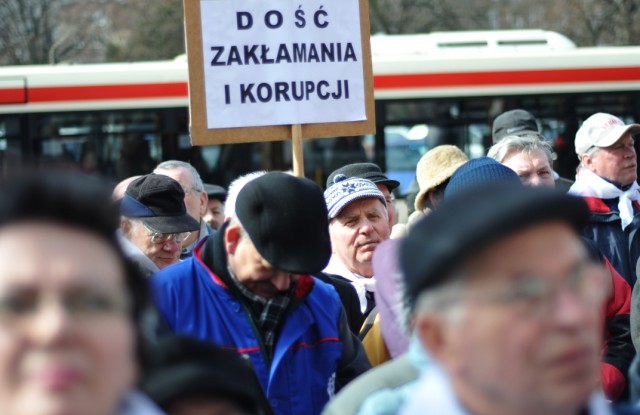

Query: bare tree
[{"left": 106, "top": 0, "right": 185, "bottom": 61}]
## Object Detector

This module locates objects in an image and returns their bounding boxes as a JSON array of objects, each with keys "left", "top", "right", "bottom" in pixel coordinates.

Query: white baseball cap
[{"left": 575, "top": 112, "right": 640, "bottom": 155}]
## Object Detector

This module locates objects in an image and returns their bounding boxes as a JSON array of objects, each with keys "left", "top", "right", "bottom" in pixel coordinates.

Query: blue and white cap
[{"left": 324, "top": 174, "right": 386, "bottom": 219}]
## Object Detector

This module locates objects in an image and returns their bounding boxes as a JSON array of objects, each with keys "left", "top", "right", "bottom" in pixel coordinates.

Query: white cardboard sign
[{"left": 199, "top": 0, "right": 366, "bottom": 129}]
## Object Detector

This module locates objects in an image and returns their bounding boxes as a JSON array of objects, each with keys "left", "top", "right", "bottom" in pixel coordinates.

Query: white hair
[
  {"left": 487, "top": 134, "right": 553, "bottom": 165},
  {"left": 413, "top": 272, "right": 468, "bottom": 325},
  {"left": 578, "top": 146, "right": 600, "bottom": 169},
  {"left": 224, "top": 171, "right": 268, "bottom": 219},
  {"left": 154, "top": 160, "right": 204, "bottom": 192}
]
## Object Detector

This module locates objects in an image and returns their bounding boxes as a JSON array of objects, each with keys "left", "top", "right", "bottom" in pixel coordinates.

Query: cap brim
[
  {"left": 493, "top": 129, "right": 539, "bottom": 143},
  {"left": 204, "top": 184, "right": 227, "bottom": 201},
  {"left": 596, "top": 124, "right": 640, "bottom": 148},
  {"left": 375, "top": 178, "right": 400, "bottom": 191},
  {"left": 142, "top": 214, "right": 200, "bottom": 234}
]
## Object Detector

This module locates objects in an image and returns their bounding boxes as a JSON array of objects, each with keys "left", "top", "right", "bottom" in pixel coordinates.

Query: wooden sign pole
[{"left": 292, "top": 124, "right": 304, "bottom": 177}]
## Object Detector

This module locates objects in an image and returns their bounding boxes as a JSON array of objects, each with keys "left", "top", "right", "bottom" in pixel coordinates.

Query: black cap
[
  {"left": 326, "top": 163, "right": 400, "bottom": 192},
  {"left": 204, "top": 183, "right": 227, "bottom": 201},
  {"left": 236, "top": 172, "right": 331, "bottom": 274},
  {"left": 492, "top": 109, "right": 539, "bottom": 143},
  {"left": 120, "top": 174, "right": 200, "bottom": 234},
  {"left": 141, "top": 336, "right": 272, "bottom": 414},
  {"left": 401, "top": 183, "right": 590, "bottom": 306}
]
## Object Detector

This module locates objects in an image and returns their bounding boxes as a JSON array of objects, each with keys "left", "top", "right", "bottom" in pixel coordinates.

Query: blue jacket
[
  {"left": 580, "top": 197, "right": 640, "bottom": 286},
  {"left": 150, "top": 231, "right": 370, "bottom": 415}
]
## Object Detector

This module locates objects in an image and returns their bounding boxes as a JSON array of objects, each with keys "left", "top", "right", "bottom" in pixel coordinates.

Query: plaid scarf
[{"left": 228, "top": 266, "right": 294, "bottom": 358}]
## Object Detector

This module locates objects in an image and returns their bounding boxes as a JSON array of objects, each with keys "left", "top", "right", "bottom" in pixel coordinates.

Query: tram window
[
  {"left": 0, "top": 116, "right": 21, "bottom": 139},
  {"left": 29, "top": 111, "right": 163, "bottom": 179},
  {"left": 384, "top": 125, "right": 428, "bottom": 194},
  {"left": 0, "top": 116, "right": 23, "bottom": 176},
  {"left": 383, "top": 100, "right": 452, "bottom": 124}
]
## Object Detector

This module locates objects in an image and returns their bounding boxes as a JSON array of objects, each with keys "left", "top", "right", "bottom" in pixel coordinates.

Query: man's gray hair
[
  {"left": 155, "top": 160, "right": 205, "bottom": 192},
  {"left": 487, "top": 134, "right": 553, "bottom": 166},
  {"left": 224, "top": 171, "right": 268, "bottom": 219},
  {"left": 413, "top": 272, "right": 467, "bottom": 325},
  {"left": 578, "top": 146, "right": 600, "bottom": 169}
]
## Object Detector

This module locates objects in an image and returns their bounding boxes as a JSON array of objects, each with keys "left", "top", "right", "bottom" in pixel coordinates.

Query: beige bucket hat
[{"left": 414, "top": 145, "right": 469, "bottom": 211}]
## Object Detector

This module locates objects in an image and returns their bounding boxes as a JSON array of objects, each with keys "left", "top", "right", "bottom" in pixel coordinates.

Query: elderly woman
[
  {"left": 487, "top": 134, "right": 555, "bottom": 188},
  {"left": 0, "top": 172, "right": 162, "bottom": 415}
]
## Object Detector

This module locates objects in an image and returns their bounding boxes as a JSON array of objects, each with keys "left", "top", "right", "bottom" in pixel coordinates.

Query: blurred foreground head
[
  {"left": 402, "top": 183, "right": 606, "bottom": 415},
  {"left": 142, "top": 335, "right": 273, "bottom": 415},
  {"left": 0, "top": 171, "right": 149, "bottom": 415}
]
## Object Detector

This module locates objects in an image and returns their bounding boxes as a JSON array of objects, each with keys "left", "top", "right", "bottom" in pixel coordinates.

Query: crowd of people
[{"left": 2, "top": 110, "right": 640, "bottom": 415}]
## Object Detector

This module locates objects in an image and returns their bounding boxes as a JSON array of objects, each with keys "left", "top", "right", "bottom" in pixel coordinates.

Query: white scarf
[
  {"left": 399, "top": 364, "right": 612, "bottom": 415},
  {"left": 323, "top": 255, "right": 376, "bottom": 314},
  {"left": 569, "top": 168, "right": 640, "bottom": 230}
]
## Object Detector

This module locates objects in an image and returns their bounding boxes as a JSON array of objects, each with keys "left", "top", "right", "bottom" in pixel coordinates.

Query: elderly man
[
  {"left": 400, "top": 183, "right": 612, "bottom": 414},
  {"left": 154, "top": 160, "right": 212, "bottom": 257},
  {"left": 488, "top": 134, "right": 556, "bottom": 188},
  {"left": 569, "top": 112, "right": 640, "bottom": 286},
  {"left": 327, "top": 163, "right": 399, "bottom": 227},
  {"left": 150, "top": 172, "right": 370, "bottom": 415},
  {"left": 119, "top": 174, "right": 200, "bottom": 276},
  {"left": 492, "top": 109, "right": 574, "bottom": 191},
  {"left": 324, "top": 175, "right": 390, "bottom": 316}
]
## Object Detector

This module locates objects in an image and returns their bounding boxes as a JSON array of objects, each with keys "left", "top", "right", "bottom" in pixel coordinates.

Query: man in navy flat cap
[{"left": 400, "top": 183, "right": 615, "bottom": 415}]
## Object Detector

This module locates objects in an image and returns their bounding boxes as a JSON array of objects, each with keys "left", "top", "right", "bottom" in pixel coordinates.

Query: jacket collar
[{"left": 195, "top": 222, "right": 315, "bottom": 301}]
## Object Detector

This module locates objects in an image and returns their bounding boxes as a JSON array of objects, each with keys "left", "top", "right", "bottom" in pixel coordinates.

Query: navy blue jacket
[
  {"left": 580, "top": 197, "right": 640, "bottom": 287},
  {"left": 150, "top": 229, "right": 370, "bottom": 415}
]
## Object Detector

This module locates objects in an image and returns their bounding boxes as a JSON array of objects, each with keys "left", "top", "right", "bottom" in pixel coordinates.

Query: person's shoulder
[
  {"left": 317, "top": 272, "right": 355, "bottom": 289},
  {"left": 322, "top": 355, "right": 419, "bottom": 415},
  {"left": 151, "top": 257, "right": 199, "bottom": 285}
]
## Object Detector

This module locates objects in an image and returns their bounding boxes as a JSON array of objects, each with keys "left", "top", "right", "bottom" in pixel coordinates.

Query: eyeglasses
[
  {"left": 142, "top": 223, "right": 191, "bottom": 245},
  {"left": 444, "top": 261, "right": 607, "bottom": 320}
]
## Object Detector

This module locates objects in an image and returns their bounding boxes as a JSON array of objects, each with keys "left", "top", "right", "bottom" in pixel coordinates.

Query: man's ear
[
  {"left": 121, "top": 218, "right": 132, "bottom": 239},
  {"left": 581, "top": 153, "right": 593, "bottom": 171},
  {"left": 328, "top": 220, "right": 338, "bottom": 254},
  {"left": 427, "top": 189, "right": 442, "bottom": 210},
  {"left": 199, "top": 191, "right": 208, "bottom": 217},
  {"left": 416, "top": 312, "right": 451, "bottom": 362},
  {"left": 225, "top": 224, "right": 241, "bottom": 255}
]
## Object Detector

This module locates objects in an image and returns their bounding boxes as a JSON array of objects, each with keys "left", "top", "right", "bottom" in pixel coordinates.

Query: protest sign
[{"left": 184, "top": 0, "right": 375, "bottom": 145}]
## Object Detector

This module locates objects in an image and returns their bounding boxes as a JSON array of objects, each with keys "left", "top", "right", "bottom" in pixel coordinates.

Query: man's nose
[
  {"left": 626, "top": 145, "right": 636, "bottom": 158},
  {"left": 271, "top": 272, "right": 293, "bottom": 291},
  {"left": 359, "top": 219, "right": 374, "bottom": 234},
  {"left": 162, "top": 239, "right": 181, "bottom": 252}
]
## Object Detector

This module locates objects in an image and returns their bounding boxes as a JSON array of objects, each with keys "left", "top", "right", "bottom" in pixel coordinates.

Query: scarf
[
  {"left": 227, "top": 265, "right": 293, "bottom": 358},
  {"left": 323, "top": 255, "right": 376, "bottom": 314},
  {"left": 569, "top": 168, "right": 640, "bottom": 230},
  {"left": 201, "top": 224, "right": 301, "bottom": 360},
  {"left": 399, "top": 364, "right": 612, "bottom": 415}
]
